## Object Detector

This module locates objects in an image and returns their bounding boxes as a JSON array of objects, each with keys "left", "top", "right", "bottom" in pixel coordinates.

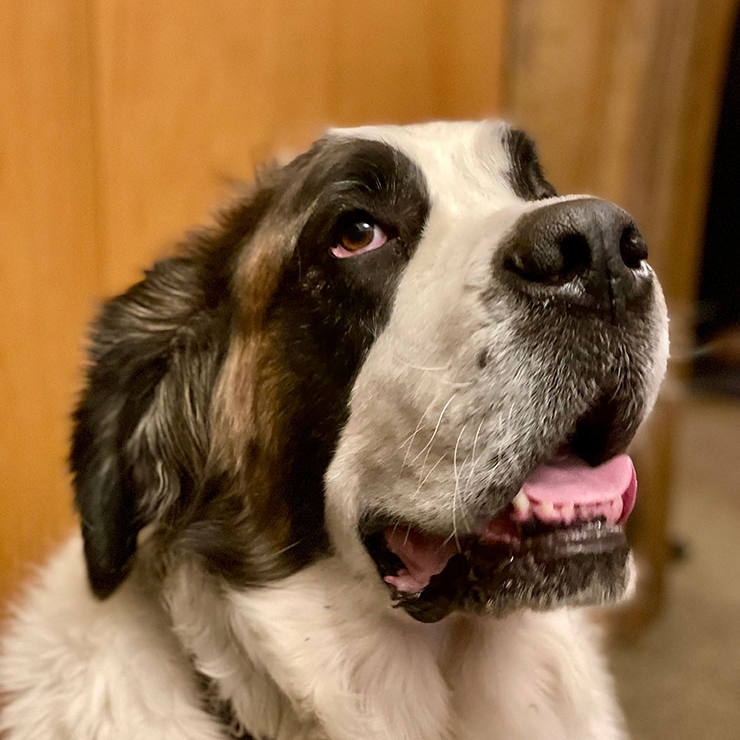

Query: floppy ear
[{"left": 71, "top": 247, "right": 234, "bottom": 598}]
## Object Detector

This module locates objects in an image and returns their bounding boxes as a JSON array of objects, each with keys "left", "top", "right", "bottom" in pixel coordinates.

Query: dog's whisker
[
  {"left": 393, "top": 357, "right": 448, "bottom": 373},
  {"left": 272, "top": 539, "right": 304, "bottom": 557},
  {"left": 669, "top": 339, "right": 738, "bottom": 362},
  {"left": 392, "top": 355, "right": 474, "bottom": 388},
  {"left": 414, "top": 393, "right": 457, "bottom": 470},
  {"left": 455, "top": 454, "right": 475, "bottom": 533},
  {"left": 413, "top": 453, "right": 447, "bottom": 500},
  {"left": 401, "top": 396, "right": 439, "bottom": 469},
  {"left": 453, "top": 425, "right": 467, "bottom": 482},
  {"left": 388, "top": 520, "right": 403, "bottom": 540},
  {"left": 402, "top": 523, "right": 413, "bottom": 547},
  {"left": 463, "top": 418, "right": 486, "bottom": 500},
  {"left": 411, "top": 394, "right": 456, "bottom": 462},
  {"left": 451, "top": 423, "right": 468, "bottom": 550}
]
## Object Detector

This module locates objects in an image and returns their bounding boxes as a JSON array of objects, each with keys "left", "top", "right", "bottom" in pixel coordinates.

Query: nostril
[
  {"left": 619, "top": 225, "right": 648, "bottom": 269},
  {"left": 558, "top": 233, "right": 592, "bottom": 283},
  {"left": 502, "top": 251, "right": 540, "bottom": 282},
  {"left": 503, "top": 231, "right": 592, "bottom": 286}
]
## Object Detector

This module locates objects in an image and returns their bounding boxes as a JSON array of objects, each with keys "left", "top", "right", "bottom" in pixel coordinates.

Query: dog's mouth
[{"left": 362, "top": 454, "right": 636, "bottom": 623}]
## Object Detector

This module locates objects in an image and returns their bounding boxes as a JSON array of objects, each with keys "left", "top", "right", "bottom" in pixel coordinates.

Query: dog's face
[{"left": 71, "top": 121, "right": 668, "bottom": 624}]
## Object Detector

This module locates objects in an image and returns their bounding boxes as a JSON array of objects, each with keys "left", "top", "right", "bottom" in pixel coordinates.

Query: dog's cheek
[{"left": 177, "top": 324, "right": 345, "bottom": 587}]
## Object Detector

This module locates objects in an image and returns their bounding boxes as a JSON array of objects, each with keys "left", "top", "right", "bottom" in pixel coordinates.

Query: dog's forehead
[{"left": 328, "top": 120, "right": 519, "bottom": 212}]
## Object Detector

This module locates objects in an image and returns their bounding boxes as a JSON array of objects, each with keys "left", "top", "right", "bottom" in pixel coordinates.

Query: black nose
[{"left": 501, "top": 198, "right": 652, "bottom": 317}]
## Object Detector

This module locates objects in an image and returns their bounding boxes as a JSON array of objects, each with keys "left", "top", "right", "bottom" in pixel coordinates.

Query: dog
[{"left": 0, "top": 120, "right": 668, "bottom": 740}]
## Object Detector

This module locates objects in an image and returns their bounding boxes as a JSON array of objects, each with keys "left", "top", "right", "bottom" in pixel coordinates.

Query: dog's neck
[
  {"left": 164, "top": 553, "right": 627, "bottom": 740},
  {"left": 165, "top": 554, "right": 460, "bottom": 740},
  {"left": 164, "top": 559, "right": 317, "bottom": 739}
]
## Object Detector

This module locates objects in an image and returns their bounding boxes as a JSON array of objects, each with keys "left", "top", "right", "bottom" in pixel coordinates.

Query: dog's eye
[{"left": 332, "top": 215, "right": 388, "bottom": 258}]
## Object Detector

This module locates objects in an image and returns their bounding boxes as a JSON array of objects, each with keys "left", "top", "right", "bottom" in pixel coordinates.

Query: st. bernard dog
[{"left": 0, "top": 121, "right": 668, "bottom": 740}]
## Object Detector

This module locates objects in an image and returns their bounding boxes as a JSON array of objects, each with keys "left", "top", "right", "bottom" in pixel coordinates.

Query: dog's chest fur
[{"left": 1, "top": 538, "right": 625, "bottom": 740}]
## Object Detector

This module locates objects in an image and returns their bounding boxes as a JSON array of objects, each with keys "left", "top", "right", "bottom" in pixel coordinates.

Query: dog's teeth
[
  {"left": 511, "top": 490, "right": 531, "bottom": 517},
  {"left": 560, "top": 502, "right": 575, "bottom": 524},
  {"left": 534, "top": 501, "right": 556, "bottom": 521}
]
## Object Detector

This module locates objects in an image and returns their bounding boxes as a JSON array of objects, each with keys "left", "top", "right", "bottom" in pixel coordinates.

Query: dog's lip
[
  {"left": 368, "top": 453, "right": 636, "bottom": 597},
  {"left": 388, "top": 520, "right": 631, "bottom": 623}
]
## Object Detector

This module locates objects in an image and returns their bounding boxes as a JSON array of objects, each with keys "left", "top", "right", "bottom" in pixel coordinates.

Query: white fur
[
  {"left": 2, "top": 540, "right": 626, "bottom": 739},
  {"left": 333, "top": 121, "right": 519, "bottom": 216},
  {"left": 0, "top": 539, "right": 224, "bottom": 740}
]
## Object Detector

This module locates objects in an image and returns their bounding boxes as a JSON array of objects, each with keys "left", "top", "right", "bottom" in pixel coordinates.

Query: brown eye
[
  {"left": 332, "top": 216, "right": 389, "bottom": 259},
  {"left": 341, "top": 220, "right": 376, "bottom": 251}
]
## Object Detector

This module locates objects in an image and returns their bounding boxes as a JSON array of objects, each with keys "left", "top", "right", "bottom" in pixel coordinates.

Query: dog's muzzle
[{"left": 359, "top": 198, "right": 663, "bottom": 623}]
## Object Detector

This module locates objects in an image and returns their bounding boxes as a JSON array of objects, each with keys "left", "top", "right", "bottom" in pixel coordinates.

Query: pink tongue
[
  {"left": 383, "top": 529, "right": 457, "bottom": 593},
  {"left": 519, "top": 454, "right": 637, "bottom": 525}
]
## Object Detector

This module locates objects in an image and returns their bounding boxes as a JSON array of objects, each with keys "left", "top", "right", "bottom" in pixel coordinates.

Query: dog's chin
[
  {"left": 361, "top": 453, "right": 636, "bottom": 623},
  {"left": 363, "top": 522, "right": 631, "bottom": 623}
]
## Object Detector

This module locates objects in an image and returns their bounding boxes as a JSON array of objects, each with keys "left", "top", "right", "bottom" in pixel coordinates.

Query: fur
[{"left": 0, "top": 121, "right": 668, "bottom": 739}]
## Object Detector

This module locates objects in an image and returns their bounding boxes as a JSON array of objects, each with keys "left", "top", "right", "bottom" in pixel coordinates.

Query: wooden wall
[
  {"left": 1, "top": 2, "right": 100, "bottom": 609},
  {"left": 0, "top": 1, "right": 505, "bottom": 607}
]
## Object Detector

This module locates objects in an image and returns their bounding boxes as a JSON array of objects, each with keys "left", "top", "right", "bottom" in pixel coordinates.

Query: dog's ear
[{"left": 71, "top": 246, "right": 234, "bottom": 598}]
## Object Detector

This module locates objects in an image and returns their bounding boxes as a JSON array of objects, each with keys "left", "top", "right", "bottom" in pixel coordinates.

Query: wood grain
[
  {"left": 0, "top": 1, "right": 98, "bottom": 607},
  {"left": 92, "top": 0, "right": 505, "bottom": 295}
]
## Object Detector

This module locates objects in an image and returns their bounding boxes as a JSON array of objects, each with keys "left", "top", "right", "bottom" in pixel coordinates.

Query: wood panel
[
  {"left": 0, "top": 2, "right": 99, "bottom": 606},
  {"left": 92, "top": 0, "right": 506, "bottom": 295}
]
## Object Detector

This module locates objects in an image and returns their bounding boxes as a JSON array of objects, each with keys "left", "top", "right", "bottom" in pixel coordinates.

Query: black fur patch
[
  {"left": 72, "top": 251, "right": 235, "bottom": 597},
  {"left": 504, "top": 128, "right": 557, "bottom": 201},
  {"left": 71, "top": 135, "right": 430, "bottom": 597}
]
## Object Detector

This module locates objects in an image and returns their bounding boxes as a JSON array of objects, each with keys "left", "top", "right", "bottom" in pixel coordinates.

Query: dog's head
[{"left": 72, "top": 121, "right": 668, "bottom": 623}]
